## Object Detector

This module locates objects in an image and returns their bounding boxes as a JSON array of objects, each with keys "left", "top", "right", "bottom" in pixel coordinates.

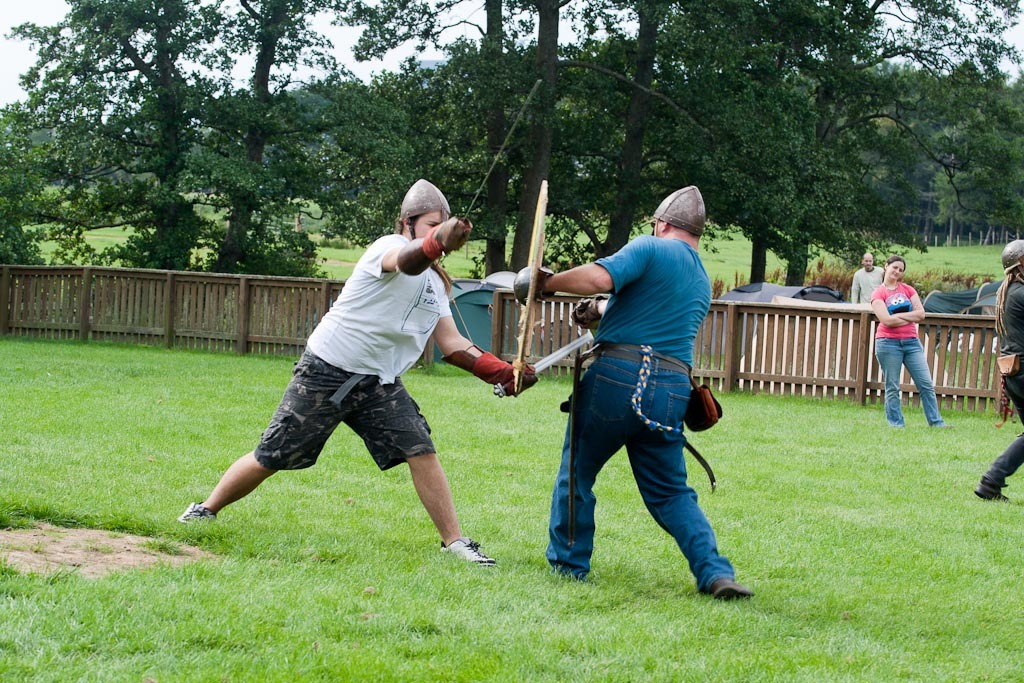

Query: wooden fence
[
  {"left": 0, "top": 265, "right": 345, "bottom": 356},
  {"left": 1, "top": 265, "right": 1002, "bottom": 413},
  {"left": 490, "top": 291, "right": 1000, "bottom": 414}
]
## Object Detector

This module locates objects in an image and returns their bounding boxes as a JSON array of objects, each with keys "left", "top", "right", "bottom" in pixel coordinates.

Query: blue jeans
[
  {"left": 874, "top": 337, "right": 946, "bottom": 427},
  {"left": 546, "top": 354, "right": 735, "bottom": 592},
  {"left": 983, "top": 373, "right": 1024, "bottom": 486}
]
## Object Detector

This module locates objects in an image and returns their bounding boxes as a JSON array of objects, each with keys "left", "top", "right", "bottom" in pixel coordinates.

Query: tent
[
  {"left": 922, "top": 288, "right": 981, "bottom": 313},
  {"left": 961, "top": 292, "right": 998, "bottom": 316},
  {"left": 482, "top": 270, "right": 516, "bottom": 290},
  {"left": 719, "top": 282, "right": 846, "bottom": 303},
  {"left": 923, "top": 282, "right": 997, "bottom": 314},
  {"left": 434, "top": 279, "right": 501, "bottom": 360}
]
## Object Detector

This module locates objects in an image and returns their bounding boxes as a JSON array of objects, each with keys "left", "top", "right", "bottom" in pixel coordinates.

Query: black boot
[{"left": 975, "top": 477, "right": 1009, "bottom": 501}]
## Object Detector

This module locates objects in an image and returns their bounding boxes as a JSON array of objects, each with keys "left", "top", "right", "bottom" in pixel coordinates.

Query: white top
[
  {"left": 305, "top": 234, "right": 452, "bottom": 384},
  {"left": 851, "top": 267, "right": 884, "bottom": 304}
]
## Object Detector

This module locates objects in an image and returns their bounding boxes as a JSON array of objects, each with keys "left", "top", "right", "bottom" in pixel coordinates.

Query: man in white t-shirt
[
  {"left": 850, "top": 252, "right": 883, "bottom": 304},
  {"left": 178, "top": 180, "right": 536, "bottom": 565}
]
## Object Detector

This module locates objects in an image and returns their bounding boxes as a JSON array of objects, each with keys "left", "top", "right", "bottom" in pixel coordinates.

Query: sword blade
[
  {"left": 494, "top": 330, "right": 593, "bottom": 397},
  {"left": 532, "top": 330, "right": 594, "bottom": 374}
]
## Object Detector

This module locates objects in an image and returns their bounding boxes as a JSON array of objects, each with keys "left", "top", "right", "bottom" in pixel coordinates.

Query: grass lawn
[
  {"left": 38, "top": 226, "right": 1006, "bottom": 285},
  {"left": 1, "top": 338, "right": 1022, "bottom": 681}
]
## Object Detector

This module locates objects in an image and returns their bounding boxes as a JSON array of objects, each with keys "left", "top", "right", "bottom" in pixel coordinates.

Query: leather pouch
[
  {"left": 998, "top": 353, "right": 1020, "bottom": 377},
  {"left": 684, "top": 383, "right": 723, "bottom": 432}
]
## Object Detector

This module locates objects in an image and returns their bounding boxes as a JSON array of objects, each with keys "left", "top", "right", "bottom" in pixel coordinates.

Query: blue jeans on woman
[
  {"left": 982, "top": 373, "right": 1024, "bottom": 487},
  {"left": 546, "top": 354, "right": 735, "bottom": 592},
  {"left": 874, "top": 337, "right": 946, "bottom": 427}
]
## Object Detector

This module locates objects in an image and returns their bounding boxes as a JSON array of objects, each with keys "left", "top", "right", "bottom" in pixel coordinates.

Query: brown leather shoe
[{"left": 708, "top": 578, "right": 753, "bottom": 600}]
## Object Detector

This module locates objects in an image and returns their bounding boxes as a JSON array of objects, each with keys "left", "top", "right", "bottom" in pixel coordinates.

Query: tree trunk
[
  {"left": 604, "top": 6, "right": 658, "bottom": 255},
  {"left": 483, "top": 0, "right": 508, "bottom": 274},
  {"left": 215, "top": 2, "right": 283, "bottom": 272},
  {"left": 749, "top": 232, "right": 768, "bottom": 284},
  {"left": 511, "top": 0, "right": 559, "bottom": 270},
  {"left": 785, "top": 247, "right": 808, "bottom": 286}
]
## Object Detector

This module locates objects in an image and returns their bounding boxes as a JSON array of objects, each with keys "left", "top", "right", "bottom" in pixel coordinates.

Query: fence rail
[{"left": 2, "top": 265, "right": 1002, "bottom": 413}]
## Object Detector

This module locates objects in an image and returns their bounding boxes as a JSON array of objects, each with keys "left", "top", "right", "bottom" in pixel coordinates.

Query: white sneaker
[
  {"left": 441, "top": 537, "right": 495, "bottom": 566},
  {"left": 177, "top": 503, "right": 216, "bottom": 523}
]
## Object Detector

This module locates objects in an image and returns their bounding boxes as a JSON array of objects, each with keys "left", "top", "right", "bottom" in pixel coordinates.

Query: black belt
[{"left": 593, "top": 344, "right": 691, "bottom": 375}]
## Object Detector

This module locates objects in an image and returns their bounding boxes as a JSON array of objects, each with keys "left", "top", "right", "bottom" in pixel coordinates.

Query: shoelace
[{"left": 630, "top": 345, "right": 682, "bottom": 435}]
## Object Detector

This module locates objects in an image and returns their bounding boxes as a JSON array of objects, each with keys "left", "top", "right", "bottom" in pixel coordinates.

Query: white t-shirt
[{"left": 305, "top": 234, "right": 452, "bottom": 383}]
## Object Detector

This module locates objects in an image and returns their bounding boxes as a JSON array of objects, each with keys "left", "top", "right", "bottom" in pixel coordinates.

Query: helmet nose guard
[
  {"left": 401, "top": 179, "right": 450, "bottom": 221},
  {"left": 653, "top": 186, "right": 705, "bottom": 236}
]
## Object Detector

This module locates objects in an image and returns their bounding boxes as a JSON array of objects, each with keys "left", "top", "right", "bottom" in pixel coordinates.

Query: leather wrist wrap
[
  {"left": 397, "top": 238, "right": 436, "bottom": 275},
  {"left": 422, "top": 234, "right": 444, "bottom": 260}
]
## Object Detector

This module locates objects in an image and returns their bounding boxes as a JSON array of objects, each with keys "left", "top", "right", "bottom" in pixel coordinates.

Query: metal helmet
[
  {"left": 653, "top": 186, "right": 705, "bottom": 236},
  {"left": 1002, "top": 239, "right": 1024, "bottom": 272},
  {"left": 400, "top": 179, "right": 450, "bottom": 221}
]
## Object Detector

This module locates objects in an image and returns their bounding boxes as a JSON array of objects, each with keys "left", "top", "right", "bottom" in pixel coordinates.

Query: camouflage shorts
[{"left": 253, "top": 351, "right": 435, "bottom": 471}]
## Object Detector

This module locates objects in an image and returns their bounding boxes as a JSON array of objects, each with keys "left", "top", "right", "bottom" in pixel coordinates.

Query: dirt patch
[{"left": 0, "top": 523, "right": 214, "bottom": 579}]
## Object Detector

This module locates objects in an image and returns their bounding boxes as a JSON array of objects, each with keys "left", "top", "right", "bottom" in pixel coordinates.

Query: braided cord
[{"left": 630, "top": 345, "right": 683, "bottom": 434}]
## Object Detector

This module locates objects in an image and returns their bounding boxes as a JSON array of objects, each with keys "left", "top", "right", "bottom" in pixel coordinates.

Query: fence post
[
  {"left": 320, "top": 281, "right": 333, "bottom": 319},
  {"left": 492, "top": 290, "right": 509, "bottom": 359},
  {"left": 164, "top": 271, "right": 176, "bottom": 349},
  {"left": 724, "top": 303, "right": 740, "bottom": 391},
  {"left": 236, "top": 276, "right": 250, "bottom": 355},
  {"left": 0, "top": 265, "right": 10, "bottom": 335},
  {"left": 855, "top": 310, "right": 872, "bottom": 404},
  {"left": 78, "top": 267, "right": 92, "bottom": 341}
]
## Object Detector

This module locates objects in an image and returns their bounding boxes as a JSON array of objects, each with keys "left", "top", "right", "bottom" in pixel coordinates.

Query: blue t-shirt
[{"left": 594, "top": 235, "right": 710, "bottom": 363}]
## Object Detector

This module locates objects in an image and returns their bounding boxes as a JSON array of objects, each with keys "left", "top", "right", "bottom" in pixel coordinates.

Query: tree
[
  {"left": 192, "top": 0, "right": 351, "bottom": 277},
  {"left": 0, "top": 112, "right": 45, "bottom": 265},
  {"left": 509, "top": 0, "right": 560, "bottom": 270},
  {"left": 754, "top": 0, "right": 1020, "bottom": 282},
  {"left": 12, "top": 0, "right": 222, "bottom": 270}
]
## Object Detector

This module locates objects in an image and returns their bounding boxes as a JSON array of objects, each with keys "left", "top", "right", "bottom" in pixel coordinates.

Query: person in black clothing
[{"left": 975, "top": 239, "right": 1024, "bottom": 501}]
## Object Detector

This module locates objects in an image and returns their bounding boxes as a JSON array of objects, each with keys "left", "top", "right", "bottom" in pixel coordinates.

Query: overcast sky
[{"left": 2, "top": 0, "right": 1023, "bottom": 107}]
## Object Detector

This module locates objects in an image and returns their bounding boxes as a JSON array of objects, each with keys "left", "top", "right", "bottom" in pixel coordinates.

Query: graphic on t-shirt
[
  {"left": 402, "top": 278, "right": 441, "bottom": 334},
  {"left": 886, "top": 291, "right": 912, "bottom": 315}
]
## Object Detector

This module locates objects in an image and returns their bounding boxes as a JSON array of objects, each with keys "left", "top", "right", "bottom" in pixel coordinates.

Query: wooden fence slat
[{"left": 237, "top": 277, "right": 250, "bottom": 354}]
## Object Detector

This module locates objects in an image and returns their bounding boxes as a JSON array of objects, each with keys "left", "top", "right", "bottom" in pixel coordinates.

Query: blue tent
[{"left": 433, "top": 279, "right": 503, "bottom": 360}]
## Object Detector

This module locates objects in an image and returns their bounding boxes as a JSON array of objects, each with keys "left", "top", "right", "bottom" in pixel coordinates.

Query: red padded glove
[
  {"left": 442, "top": 347, "right": 538, "bottom": 396},
  {"left": 472, "top": 352, "right": 537, "bottom": 396}
]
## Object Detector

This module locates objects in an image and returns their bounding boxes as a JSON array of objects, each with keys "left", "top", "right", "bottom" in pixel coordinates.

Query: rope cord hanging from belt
[
  {"left": 630, "top": 345, "right": 683, "bottom": 434},
  {"left": 627, "top": 344, "right": 717, "bottom": 490}
]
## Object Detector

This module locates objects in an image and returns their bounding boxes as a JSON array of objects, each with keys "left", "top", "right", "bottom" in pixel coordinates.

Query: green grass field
[
  {"left": 38, "top": 227, "right": 1006, "bottom": 285},
  {"left": 2, "top": 338, "right": 1022, "bottom": 681}
]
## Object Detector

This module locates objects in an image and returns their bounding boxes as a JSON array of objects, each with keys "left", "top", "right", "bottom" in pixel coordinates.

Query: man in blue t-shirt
[{"left": 531, "top": 186, "right": 752, "bottom": 600}]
